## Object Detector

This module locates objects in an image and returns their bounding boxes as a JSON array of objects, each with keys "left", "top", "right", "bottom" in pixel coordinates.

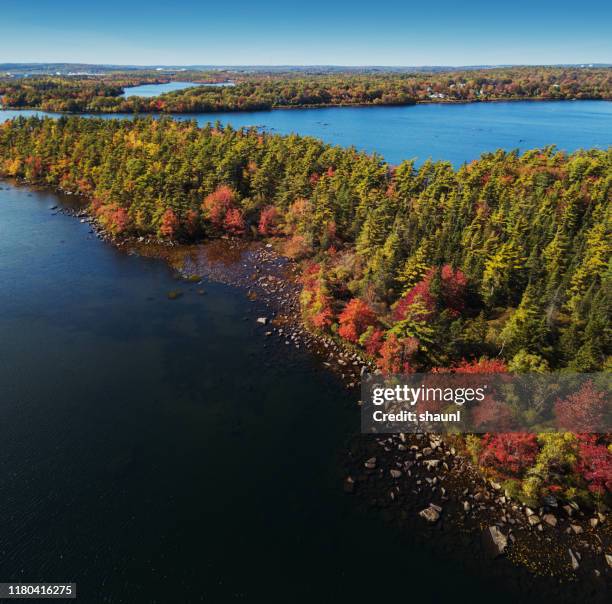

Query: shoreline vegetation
[
  {"left": 1, "top": 67, "right": 611, "bottom": 113},
  {"left": 0, "top": 115, "right": 610, "bottom": 586}
]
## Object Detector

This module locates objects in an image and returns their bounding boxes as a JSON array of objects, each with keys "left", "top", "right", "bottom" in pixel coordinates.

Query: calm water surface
[
  {"left": 121, "top": 81, "right": 233, "bottom": 98},
  {"left": 1, "top": 100, "right": 610, "bottom": 165},
  {"left": 0, "top": 184, "right": 518, "bottom": 603}
]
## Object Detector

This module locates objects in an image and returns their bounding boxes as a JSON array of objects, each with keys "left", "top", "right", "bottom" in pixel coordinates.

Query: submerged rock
[{"left": 364, "top": 457, "right": 377, "bottom": 469}]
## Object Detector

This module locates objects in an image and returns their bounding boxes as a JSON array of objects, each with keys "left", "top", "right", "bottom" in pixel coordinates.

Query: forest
[
  {"left": 1, "top": 67, "right": 610, "bottom": 113},
  {"left": 0, "top": 115, "right": 610, "bottom": 507}
]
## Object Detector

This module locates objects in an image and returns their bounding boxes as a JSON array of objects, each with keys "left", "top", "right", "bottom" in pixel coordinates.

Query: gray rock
[
  {"left": 543, "top": 514, "right": 557, "bottom": 527},
  {"left": 419, "top": 506, "right": 440, "bottom": 523},
  {"left": 528, "top": 515, "right": 541, "bottom": 526},
  {"left": 570, "top": 524, "right": 583, "bottom": 535},
  {"left": 569, "top": 549, "right": 580, "bottom": 571},
  {"left": 390, "top": 469, "right": 402, "bottom": 479},
  {"left": 482, "top": 526, "right": 508, "bottom": 558}
]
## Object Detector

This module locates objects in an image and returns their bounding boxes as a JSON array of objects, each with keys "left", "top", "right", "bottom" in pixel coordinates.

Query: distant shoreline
[{"left": 2, "top": 96, "right": 611, "bottom": 116}]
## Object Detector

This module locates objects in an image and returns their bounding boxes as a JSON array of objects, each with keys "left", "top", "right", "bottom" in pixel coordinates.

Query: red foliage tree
[
  {"left": 202, "top": 185, "right": 235, "bottom": 227},
  {"left": 185, "top": 209, "right": 200, "bottom": 238},
  {"left": 376, "top": 334, "right": 417, "bottom": 375},
  {"left": 223, "top": 208, "right": 246, "bottom": 236},
  {"left": 109, "top": 206, "right": 130, "bottom": 235},
  {"left": 576, "top": 438, "right": 612, "bottom": 494},
  {"left": 312, "top": 305, "right": 333, "bottom": 329},
  {"left": 454, "top": 357, "right": 509, "bottom": 373},
  {"left": 159, "top": 208, "right": 179, "bottom": 238},
  {"left": 479, "top": 433, "right": 539, "bottom": 475},
  {"left": 555, "top": 380, "right": 608, "bottom": 433},
  {"left": 440, "top": 264, "right": 468, "bottom": 316},
  {"left": 258, "top": 205, "right": 280, "bottom": 236},
  {"left": 96, "top": 203, "right": 130, "bottom": 235},
  {"left": 363, "top": 328, "right": 385, "bottom": 356},
  {"left": 338, "top": 298, "right": 377, "bottom": 343},
  {"left": 393, "top": 276, "right": 435, "bottom": 321},
  {"left": 393, "top": 264, "right": 467, "bottom": 322}
]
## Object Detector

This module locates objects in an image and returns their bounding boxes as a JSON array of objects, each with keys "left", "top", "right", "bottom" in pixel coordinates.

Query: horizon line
[{"left": 2, "top": 61, "right": 611, "bottom": 69}]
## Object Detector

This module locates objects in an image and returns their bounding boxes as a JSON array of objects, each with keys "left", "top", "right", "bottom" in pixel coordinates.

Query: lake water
[
  {"left": 121, "top": 81, "right": 234, "bottom": 98},
  {"left": 1, "top": 100, "right": 610, "bottom": 166},
  {"left": 0, "top": 183, "right": 525, "bottom": 603}
]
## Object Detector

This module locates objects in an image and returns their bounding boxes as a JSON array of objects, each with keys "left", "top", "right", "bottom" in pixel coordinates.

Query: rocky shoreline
[
  {"left": 11, "top": 181, "right": 611, "bottom": 599},
  {"left": 345, "top": 432, "right": 611, "bottom": 600},
  {"left": 122, "top": 228, "right": 612, "bottom": 598}
]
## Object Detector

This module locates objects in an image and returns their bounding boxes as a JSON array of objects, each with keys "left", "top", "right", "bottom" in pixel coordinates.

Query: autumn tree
[{"left": 338, "top": 298, "right": 377, "bottom": 343}]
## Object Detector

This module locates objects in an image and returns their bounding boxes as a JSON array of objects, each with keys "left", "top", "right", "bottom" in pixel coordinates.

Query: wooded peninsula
[{"left": 0, "top": 114, "right": 610, "bottom": 514}]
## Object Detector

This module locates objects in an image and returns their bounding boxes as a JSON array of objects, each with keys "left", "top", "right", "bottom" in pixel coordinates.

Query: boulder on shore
[
  {"left": 482, "top": 526, "right": 508, "bottom": 559},
  {"left": 569, "top": 549, "right": 580, "bottom": 571},
  {"left": 419, "top": 506, "right": 440, "bottom": 523},
  {"left": 543, "top": 514, "right": 557, "bottom": 527}
]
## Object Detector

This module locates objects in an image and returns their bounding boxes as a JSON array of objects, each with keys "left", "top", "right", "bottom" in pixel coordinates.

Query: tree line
[{"left": 1, "top": 67, "right": 610, "bottom": 113}]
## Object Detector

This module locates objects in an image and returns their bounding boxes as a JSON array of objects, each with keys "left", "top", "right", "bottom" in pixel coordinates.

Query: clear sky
[{"left": 1, "top": 0, "right": 610, "bottom": 66}]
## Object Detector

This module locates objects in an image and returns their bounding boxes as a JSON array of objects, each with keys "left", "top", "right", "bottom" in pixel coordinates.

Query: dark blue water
[
  {"left": 121, "top": 81, "right": 233, "bottom": 98},
  {"left": 1, "top": 99, "right": 610, "bottom": 165},
  {"left": 0, "top": 183, "right": 522, "bottom": 603}
]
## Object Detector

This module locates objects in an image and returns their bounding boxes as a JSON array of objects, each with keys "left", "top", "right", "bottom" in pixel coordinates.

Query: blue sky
[{"left": 1, "top": 0, "right": 610, "bottom": 66}]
